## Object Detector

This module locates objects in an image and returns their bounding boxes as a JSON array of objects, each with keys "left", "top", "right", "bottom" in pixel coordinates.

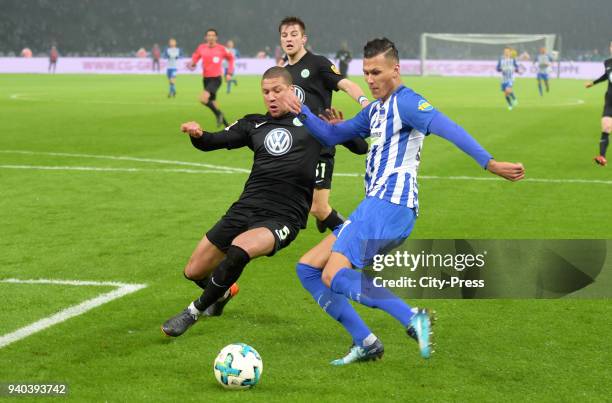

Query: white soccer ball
[{"left": 213, "top": 343, "right": 263, "bottom": 390}]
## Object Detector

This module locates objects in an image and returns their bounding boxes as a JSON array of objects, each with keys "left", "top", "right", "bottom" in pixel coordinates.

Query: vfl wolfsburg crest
[{"left": 264, "top": 128, "right": 293, "bottom": 156}]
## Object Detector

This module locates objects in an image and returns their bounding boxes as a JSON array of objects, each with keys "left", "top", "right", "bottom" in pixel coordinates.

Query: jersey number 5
[{"left": 275, "top": 226, "right": 290, "bottom": 241}]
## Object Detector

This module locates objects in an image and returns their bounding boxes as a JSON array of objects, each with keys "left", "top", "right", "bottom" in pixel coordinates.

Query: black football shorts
[
  {"left": 314, "top": 155, "right": 335, "bottom": 190},
  {"left": 206, "top": 202, "right": 300, "bottom": 256},
  {"left": 203, "top": 76, "right": 222, "bottom": 101}
]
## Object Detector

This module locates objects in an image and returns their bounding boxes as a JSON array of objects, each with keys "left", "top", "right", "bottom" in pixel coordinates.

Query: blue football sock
[
  {"left": 296, "top": 263, "right": 372, "bottom": 346},
  {"left": 538, "top": 81, "right": 543, "bottom": 96},
  {"left": 330, "top": 268, "right": 415, "bottom": 327},
  {"left": 169, "top": 83, "right": 176, "bottom": 94},
  {"left": 509, "top": 92, "right": 516, "bottom": 100},
  {"left": 505, "top": 95, "right": 513, "bottom": 106}
]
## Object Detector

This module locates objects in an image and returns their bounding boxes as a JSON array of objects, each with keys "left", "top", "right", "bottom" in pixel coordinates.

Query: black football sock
[
  {"left": 193, "top": 245, "right": 250, "bottom": 312},
  {"left": 600, "top": 133, "right": 610, "bottom": 157},
  {"left": 321, "top": 209, "right": 345, "bottom": 231},
  {"left": 205, "top": 100, "right": 221, "bottom": 116},
  {"left": 184, "top": 272, "right": 210, "bottom": 291}
]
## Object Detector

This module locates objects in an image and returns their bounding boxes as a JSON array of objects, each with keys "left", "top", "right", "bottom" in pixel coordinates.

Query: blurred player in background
[
  {"left": 48, "top": 45, "right": 58, "bottom": 73},
  {"left": 151, "top": 43, "right": 161, "bottom": 72},
  {"left": 163, "top": 38, "right": 182, "bottom": 98},
  {"left": 535, "top": 47, "right": 553, "bottom": 96},
  {"left": 497, "top": 47, "right": 520, "bottom": 110},
  {"left": 189, "top": 29, "right": 234, "bottom": 127},
  {"left": 161, "top": 67, "right": 322, "bottom": 337},
  {"left": 284, "top": 37, "right": 525, "bottom": 365},
  {"left": 279, "top": 16, "right": 369, "bottom": 235},
  {"left": 585, "top": 41, "right": 612, "bottom": 166},
  {"left": 224, "top": 40, "right": 240, "bottom": 94},
  {"left": 335, "top": 42, "right": 352, "bottom": 78}
]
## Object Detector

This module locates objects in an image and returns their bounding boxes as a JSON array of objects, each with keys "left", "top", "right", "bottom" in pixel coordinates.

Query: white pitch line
[
  {"left": 0, "top": 278, "right": 147, "bottom": 349},
  {"left": 1, "top": 164, "right": 611, "bottom": 185},
  {"left": 0, "top": 150, "right": 250, "bottom": 173},
  {"left": 0, "top": 164, "right": 231, "bottom": 174}
]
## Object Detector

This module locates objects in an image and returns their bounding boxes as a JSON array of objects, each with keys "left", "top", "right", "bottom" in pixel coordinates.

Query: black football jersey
[
  {"left": 593, "top": 58, "right": 612, "bottom": 101},
  {"left": 285, "top": 52, "right": 344, "bottom": 158},
  {"left": 190, "top": 113, "right": 322, "bottom": 228}
]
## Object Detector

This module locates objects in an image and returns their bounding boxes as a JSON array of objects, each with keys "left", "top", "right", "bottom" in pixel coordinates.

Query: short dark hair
[
  {"left": 206, "top": 28, "right": 218, "bottom": 35},
  {"left": 363, "top": 38, "right": 399, "bottom": 62},
  {"left": 262, "top": 66, "right": 293, "bottom": 85},
  {"left": 279, "top": 16, "right": 306, "bottom": 34}
]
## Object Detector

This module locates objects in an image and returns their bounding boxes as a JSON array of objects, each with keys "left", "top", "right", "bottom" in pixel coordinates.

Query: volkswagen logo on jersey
[
  {"left": 293, "top": 85, "right": 305, "bottom": 103},
  {"left": 264, "top": 128, "right": 293, "bottom": 156},
  {"left": 301, "top": 69, "right": 310, "bottom": 78},
  {"left": 213, "top": 56, "right": 220, "bottom": 64}
]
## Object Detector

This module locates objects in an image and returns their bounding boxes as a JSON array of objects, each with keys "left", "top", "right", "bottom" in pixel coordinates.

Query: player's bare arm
[{"left": 337, "top": 78, "right": 370, "bottom": 107}]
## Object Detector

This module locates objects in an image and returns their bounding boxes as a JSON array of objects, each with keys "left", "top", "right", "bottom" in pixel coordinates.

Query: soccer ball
[{"left": 213, "top": 343, "right": 263, "bottom": 390}]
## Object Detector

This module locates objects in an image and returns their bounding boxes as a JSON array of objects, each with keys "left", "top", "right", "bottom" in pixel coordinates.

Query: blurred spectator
[
  {"left": 136, "top": 47, "right": 147, "bottom": 58},
  {"left": 21, "top": 48, "right": 32, "bottom": 58},
  {"left": 152, "top": 43, "right": 161, "bottom": 71},
  {"left": 49, "top": 45, "right": 59, "bottom": 73},
  {"left": 335, "top": 42, "right": 352, "bottom": 77}
]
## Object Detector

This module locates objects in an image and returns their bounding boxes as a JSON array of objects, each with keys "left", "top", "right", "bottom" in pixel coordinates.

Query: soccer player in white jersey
[
  {"left": 163, "top": 38, "right": 182, "bottom": 98},
  {"left": 283, "top": 38, "right": 525, "bottom": 365},
  {"left": 535, "top": 47, "right": 553, "bottom": 96},
  {"left": 497, "top": 47, "right": 520, "bottom": 110}
]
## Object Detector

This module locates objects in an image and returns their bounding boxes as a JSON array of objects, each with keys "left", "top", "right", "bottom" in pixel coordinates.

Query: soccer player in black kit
[
  {"left": 161, "top": 67, "right": 322, "bottom": 337},
  {"left": 279, "top": 16, "right": 370, "bottom": 233},
  {"left": 585, "top": 41, "right": 612, "bottom": 166}
]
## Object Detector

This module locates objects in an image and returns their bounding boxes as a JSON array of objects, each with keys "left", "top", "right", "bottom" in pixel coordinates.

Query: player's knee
[
  {"left": 200, "top": 94, "right": 209, "bottom": 104},
  {"left": 183, "top": 264, "right": 206, "bottom": 281},
  {"left": 321, "top": 270, "right": 334, "bottom": 288}
]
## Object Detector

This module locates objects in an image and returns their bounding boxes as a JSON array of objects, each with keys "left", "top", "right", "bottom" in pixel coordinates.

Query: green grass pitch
[{"left": 0, "top": 73, "right": 611, "bottom": 401}]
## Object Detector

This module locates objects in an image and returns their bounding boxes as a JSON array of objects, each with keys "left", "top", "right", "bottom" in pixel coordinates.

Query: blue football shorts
[{"left": 332, "top": 197, "right": 416, "bottom": 269}]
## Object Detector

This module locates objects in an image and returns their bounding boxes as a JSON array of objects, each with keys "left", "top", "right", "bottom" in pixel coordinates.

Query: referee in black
[
  {"left": 279, "top": 16, "right": 370, "bottom": 233},
  {"left": 585, "top": 41, "right": 612, "bottom": 166},
  {"left": 162, "top": 66, "right": 322, "bottom": 337}
]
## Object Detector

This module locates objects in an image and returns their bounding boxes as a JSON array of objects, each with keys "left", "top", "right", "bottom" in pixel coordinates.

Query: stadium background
[{"left": 1, "top": 0, "right": 611, "bottom": 60}]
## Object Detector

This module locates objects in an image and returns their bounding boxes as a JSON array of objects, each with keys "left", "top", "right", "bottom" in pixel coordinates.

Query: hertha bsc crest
[{"left": 264, "top": 128, "right": 293, "bottom": 156}]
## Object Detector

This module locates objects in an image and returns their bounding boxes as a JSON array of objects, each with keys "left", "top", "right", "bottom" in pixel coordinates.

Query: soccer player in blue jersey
[
  {"left": 282, "top": 38, "right": 525, "bottom": 365},
  {"left": 497, "top": 47, "right": 520, "bottom": 109},
  {"left": 163, "top": 38, "right": 182, "bottom": 98},
  {"left": 535, "top": 47, "right": 553, "bottom": 96},
  {"left": 224, "top": 40, "right": 240, "bottom": 93}
]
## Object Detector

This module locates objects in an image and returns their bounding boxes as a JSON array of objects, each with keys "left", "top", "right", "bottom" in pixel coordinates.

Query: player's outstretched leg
[
  {"left": 297, "top": 261, "right": 383, "bottom": 365},
  {"left": 328, "top": 267, "right": 435, "bottom": 359},
  {"left": 162, "top": 245, "right": 249, "bottom": 337}
]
